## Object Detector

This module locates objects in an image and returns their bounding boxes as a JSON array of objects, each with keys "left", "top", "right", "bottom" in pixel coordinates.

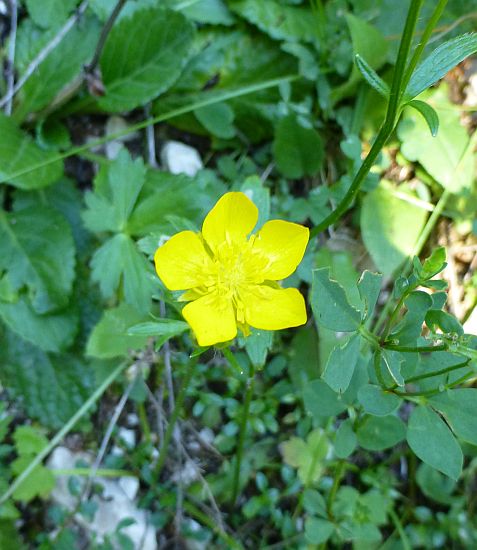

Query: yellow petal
[
  {"left": 252, "top": 220, "right": 309, "bottom": 280},
  {"left": 202, "top": 192, "right": 258, "bottom": 252},
  {"left": 154, "top": 231, "right": 212, "bottom": 291},
  {"left": 243, "top": 285, "right": 307, "bottom": 330},
  {"left": 182, "top": 293, "right": 237, "bottom": 346}
]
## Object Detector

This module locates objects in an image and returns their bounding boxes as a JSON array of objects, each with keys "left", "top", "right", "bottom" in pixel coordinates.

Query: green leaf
[
  {"left": 194, "top": 102, "right": 235, "bottom": 139},
  {"left": 391, "top": 291, "right": 433, "bottom": 345},
  {"left": 180, "top": 0, "right": 235, "bottom": 25},
  {"left": 416, "top": 463, "right": 456, "bottom": 505},
  {"left": 355, "top": 54, "right": 389, "bottom": 97},
  {"left": 406, "top": 33, "right": 477, "bottom": 100},
  {"left": 303, "top": 489, "right": 327, "bottom": 517},
  {"left": 357, "top": 271, "right": 382, "bottom": 321},
  {"left": 0, "top": 297, "right": 78, "bottom": 353},
  {"left": 15, "top": 18, "right": 99, "bottom": 120},
  {"left": 98, "top": 7, "right": 195, "bottom": 112},
  {"left": 382, "top": 350, "right": 405, "bottom": 387},
  {"left": 280, "top": 428, "right": 329, "bottom": 484},
  {"left": 240, "top": 176, "right": 270, "bottom": 230},
  {"left": 360, "top": 183, "right": 427, "bottom": 276},
  {"left": 86, "top": 303, "right": 149, "bottom": 358},
  {"left": 323, "top": 334, "right": 361, "bottom": 394},
  {"left": 0, "top": 206, "right": 75, "bottom": 314},
  {"left": 273, "top": 114, "right": 323, "bottom": 179},
  {"left": 13, "top": 426, "right": 49, "bottom": 456},
  {"left": 244, "top": 329, "right": 273, "bottom": 368},
  {"left": 83, "top": 150, "right": 147, "bottom": 233},
  {"left": 25, "top": 0, "right": 78, "bottom": 29},
  {"left": 334, "top": 419, "right": 357, "bottom": 459},
  {"left": 128, "top": 319, "right": 189, "bottom": 349},
  {"left": 419, "top": 247, "right": 447, "bottom": 280},
  {"left": 426, "top": 310, "right": 464, "bottom": 336},
  {"left": 11, "top": 455, "right": 55, "bottom": 502},
  {"left": 303, "top": 379, "right": 347, "bottom": 419},
  {"left": 408, "top": 100, "right": 439, "bottom": 137},
  {"left": 357, "top": 415, "right": 406, "bottom": 451},
  {"left": 0, "top": 521, "right": 25, "bottom": 549},
  {"left": 429, "top": 389, "right": 477, "bottom": 446},
  {"left": 407, "top": 405, "right": 463, "bottom": 481},
  {"left": 311, "top": 268, "right": 361, "bottom": 332},
  {"left": 305, "top": 517, "right": 335, "bottom": 545},
  {"left": 332, "top": 13, "right": 389, "bottom": 103},
  {"left": 230, "top": 0, "right": 318, "bottom": 43},
  {"left": 0, "top": 114, "right": 63, "bottom": 189},
  {"left": 357, "top": 384, "right": 402, "bottom": 416},
  {"left": 91, "top": 233, "right": 154, "bottom": 314},
  {"left": 0, "top": 330, "right": 94, "bottom": 429},
  {"left": 398, "top": 86, "right": 474, "bottom": 193}
]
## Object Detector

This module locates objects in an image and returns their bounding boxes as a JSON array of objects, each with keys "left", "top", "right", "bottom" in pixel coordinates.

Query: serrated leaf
[
  {"left": 429, "top": 389, "right": 477, "bottom": 446},
  {"left": 11, "top": 455, "right": 55, "bottom": 502},
  {"left": 13, "top": 426, "right": 48, "bottom": 456},
  {"left": 0, "top": 114, "right": 63, "bottom": 189},
  {"left": 361, "top": 184, "right": 427, "bottom": 276},
  {"left": 230, "top": 0, "right": 318, "bottom": 43},
  {"left": 407, "top": 405, "right": 463, "bottom": 481},
  {"left": 355, "top": 54, "right": 389, "bottom": 97},
  {"left": 98, "top": 7, "right": 195, "bottom": 112},
  {"left": 357, "top": 271, "right": 382, "bottom": 321},
  {"left": 323, "top": 334, "right": 361, "bottom": 393},
  {"left": 0, "top": 297, "right": 78, "bottom": 353},
  {"left": 25, "top": 0, "right": 78, "bottom": 29},
  {"left": 280, "top": 429, "right": 329, "bottom": 484},
  {"left": 15, "top": 17, "right": 99, "bottom": 120},
  {"left": 408, "top": 100, "right": 439, "bottom": 137},
  {"left": 90, "top": 233, "right": 154, "bottom": 314},
  {"left": 311, "top": 268, "right": 361, "bottom": 332},
  {"left": 0, "top": 206, "right": 75, "bottom": 314},
  {"left": 86, "top": 303, "right": 149, "bottom": 358},
  {"left": 0, "top": 331, "right": 93, "bottom": 429},
  {"left": 83, "top": 150, "right": 147, "bottom": 233},
  {"left": 406, "top": 33, "right": 477, "bottom": 100},
  {"left": 273, "top": 114, "right": 323, "bottom": 179}
]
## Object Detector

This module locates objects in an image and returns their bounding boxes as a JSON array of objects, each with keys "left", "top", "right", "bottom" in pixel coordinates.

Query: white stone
[
  {"left": 118, "top": 427, "right": 136, "bottom": 449},
  {"left": 0, "top": 2, "right": 7, "bottom": 15},
  {"left": 161, "top": 141, "right": 203, "bottom": 177},
  {"left": 47, "top": 447, "right": 157, "bottom": 550},
  {"left": 104, "top": 116, "right": 138, "bottom": 159}
]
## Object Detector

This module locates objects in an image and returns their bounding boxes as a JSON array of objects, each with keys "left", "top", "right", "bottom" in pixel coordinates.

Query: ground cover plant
[{"left": 0, "top": 0, "right": 477, "bottom": 548}]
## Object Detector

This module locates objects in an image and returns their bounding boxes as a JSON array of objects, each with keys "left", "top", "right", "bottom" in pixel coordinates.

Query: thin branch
[
  {"left": 85, "top": 0, "right": 128, "bottom": 74},
  {"left": 4, "top": 0, "right": 18, "bottom": 115},
  {"left": 0, "top": 0, "right": 89, "bottom": 109},
  {"left": 145, "top": 103, "right": 158, "bottom": 168}
]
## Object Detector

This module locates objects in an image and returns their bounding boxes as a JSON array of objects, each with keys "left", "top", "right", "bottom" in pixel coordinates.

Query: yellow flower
[{"left": 154, "top": 192, "right": 309, "bottom": 347}]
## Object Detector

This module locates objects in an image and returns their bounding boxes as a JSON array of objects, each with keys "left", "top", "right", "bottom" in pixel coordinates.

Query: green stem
[
  {"left": 405, "top": 359, "right": 471, "bottom": 384},
  {"left": 401, "top": 0, "right": 449, "bottom": 96},
  {"left": 232, "top": 363, "right": 256, "bottom": 504},
  {"left": 152, "top": 364, "right": 194, "bottom": 482},
  {"left": 4, "top": 76, "right": 297, "bottom": 184},
  {"left": 310, "top": 0, "right": 424, "bottom": 237},
  {"left": 0, "top": 361, "right": 128, "bottom": 505},
  {"left": 383, "top": 343, "right": 447, "bottom": 353},
  {"left": 327, "top": 460, "right": 345, "bottom": 519},
  {"left": 392, "top": 370, "right": 474, "bottom": 397}
]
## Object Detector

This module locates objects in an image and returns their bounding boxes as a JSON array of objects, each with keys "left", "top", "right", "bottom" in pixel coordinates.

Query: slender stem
[
  {"left": 392, "top": 370, "right": 475, "bottom": 397},
  {"left": 310, "top": 0, "right": 424, "bottom": 237},
  {"left": 152, "top": 364, "right": 194, "bottom": 482},
  {"left": 327, "top": 461, "right": 345, "bottom": 519},
  {"left": 4, "top": 75, "right": 297, "bottom": 184},
  {"left": 85, "top": 0, "right": 128, "bottom": 74},
  {"left": 0, "top": 361, "right": 127, "bottom": 505},
  {"left": 383, "top": 343, "right": 447, "bottom": 353},
  {"left": 0, "top": 0, "right": 89, "bottom": 109},
  {"left": 5, "top": 0, "right": 18, "bottom": 116},
  {"left": 401, "top": 0, "right": 449, "bottom": 96},
  {"left": 232, "top": 363, "right": 256, "bottom": 504},
  {"left": 405, "top": 359, "right": 471, "bottom": 384}
]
